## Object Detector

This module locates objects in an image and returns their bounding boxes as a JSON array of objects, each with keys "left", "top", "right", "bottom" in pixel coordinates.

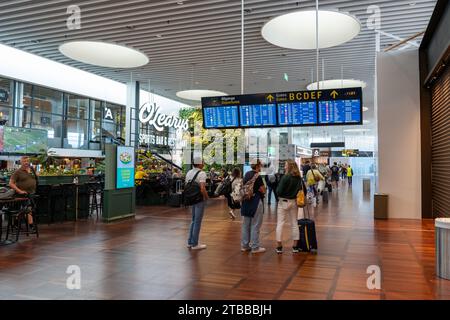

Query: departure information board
[
  {"left": 203, "top": 106, "right": 239, "bottom": 128},
  {"left": 240, "top": 104, "right": 277, "bottom": 127},
  {"left": 201, "top": 87, "right": 362, "bottom": 129},
  {"left": 318, "top": 99, "right": 361, "bottom": 124},
  {"left": 278, "top": 102, "right": 317, "bottom": 125}
]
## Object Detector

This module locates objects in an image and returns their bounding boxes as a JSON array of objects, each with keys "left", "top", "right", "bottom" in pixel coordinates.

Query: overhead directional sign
[{"left": 201, "top": 87, "right": 362, "bottom": 129}]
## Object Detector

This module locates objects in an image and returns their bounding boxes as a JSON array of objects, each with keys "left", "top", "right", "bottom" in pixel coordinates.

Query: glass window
[
  {"left": 103, "top": 103, "right": 125, "bottom": 140},
  {"left": 0, "top": 106, "right": 13, "bottom": 125},
  {"left": 67, "top": 94, "right": 89, "bottom": 119},
  {"left": 90, "top": 121, "right": 101, "bottom": 142},
  {"left": 0, "top": 77, "right": 13, "bottom": 107},
  {"left": 90, "top": 100, "right": 103, "bottom": 121},
  {"left": 65, "top": 118, "right": 88, "bottom": 149},
  {"left": 30, "top": 112, "right": 63, "bottom": 148},
  {"left": 32, "top": 85, "right": 63, "bottom": 114}
]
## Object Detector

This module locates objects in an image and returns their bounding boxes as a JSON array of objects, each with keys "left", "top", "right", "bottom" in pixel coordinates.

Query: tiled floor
[{"left": 0, "top": 177, "right": 448, "bottom": 300}]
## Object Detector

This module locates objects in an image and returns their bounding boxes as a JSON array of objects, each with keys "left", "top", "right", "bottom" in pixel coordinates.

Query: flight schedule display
[
  {"left": 203, "top": 106, "right": 239, "bottom": 128},
  {"left": 278, "top": 102, "right": 317, "bottom": 125},
  {"left": 201, "top": 87, "right": 362, "bottom": 129},
  {"left": 239, "top": 104, "right": 277, "bottom": 127},
  {"left": 318, "top": 99, "right": 361, "bottom": 124}
]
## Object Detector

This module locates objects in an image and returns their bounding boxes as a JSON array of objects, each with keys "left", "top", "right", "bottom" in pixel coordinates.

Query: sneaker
[
  {"left": 251, "top": 247, "right": 266, "bottom": 254},
  {"left": 191, "top": 244, "right": 207, "bottom": 250},
  {"left": 187, "top": 244, "right": 192, "bottom": 249},
  {"left": 241, "top": 247, "right": 251, "bottom": 252},
  {"left": 228, "top": 210, "right": 236, "bottom": 220},
  {"left": 275, "top": 246, "right": 283, "bottom": 254},
  {"left": 292, "top": 247, "right": 300, "bottom": 253}
]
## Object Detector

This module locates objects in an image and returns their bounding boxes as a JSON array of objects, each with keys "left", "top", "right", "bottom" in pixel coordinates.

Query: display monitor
[
  {"left": 2, "top": 127, "right": 48, "bottom": 154},
  {"left": 278, "top": 101, "right": 317, "bottom": 126},
  {"left": 239, "top": 104, "right": 277, "bottom": 127},
  {"left": 318, "top": 99, "right": 361, "bottom": 124},
  {"left": 203, "top": 105, "right": 239, "bottom": 129}
]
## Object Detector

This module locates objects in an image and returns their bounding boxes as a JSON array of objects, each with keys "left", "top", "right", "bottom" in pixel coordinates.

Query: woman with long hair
[
  {"left": 275, "top": 160, "right": 305, "bottom": 254},
  {"left": 224, "top": 167, "right": 242, "bottom": 220}
]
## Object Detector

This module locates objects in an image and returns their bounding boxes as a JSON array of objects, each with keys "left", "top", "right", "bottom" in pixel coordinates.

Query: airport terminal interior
[{"left": 0, "top": 0, "right": 449, "bottom": 301}]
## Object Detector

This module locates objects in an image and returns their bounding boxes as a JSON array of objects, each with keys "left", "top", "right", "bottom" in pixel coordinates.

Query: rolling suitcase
[
  {"left": 298, "top": 205, "right": 318, "bottom": 253},
  {"left": 322, "top": 189, "right": 329, "bottom": 203},
  {"left": 167, "top": 180, "right": 183, "bottom": 207},
  {"left": 326, "top": 181, "right": 332, "bottom": 193}
]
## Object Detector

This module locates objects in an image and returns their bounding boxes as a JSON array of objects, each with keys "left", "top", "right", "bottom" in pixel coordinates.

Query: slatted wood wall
[{"left": 431, "top": 66, "right": 450, "bottom": 217}]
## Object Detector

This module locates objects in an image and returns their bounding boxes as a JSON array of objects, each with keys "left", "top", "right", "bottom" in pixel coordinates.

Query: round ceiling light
[
  {"left": 59, "top": 41, "right": 149, "bottom": 68},
  {"left": 261, "top": 10, "right": 360, "bottom": 50},
  {"left": 176, "top": 89, "right": 228, "bottom": 101},
  {"left": 307, "top": 79, "right": 366, "bottom": 90}
]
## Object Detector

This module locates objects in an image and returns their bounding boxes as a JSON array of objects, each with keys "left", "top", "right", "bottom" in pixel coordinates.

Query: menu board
[
  {"left": 278, "top": 102, "right": 317, "bottom": 125},
  {"left": 203, "top": 106, "right": 239, "bottom": 128},
  {"left": 116, "top": 146, "right": 135, "bottom": 189},
  {"left": 318, "top": 99, "right": 361, "bottom": 124},
  {"left": 239, "top": 104, "right": 277, "bottom": 127},
  {"left": 201, "top": 87, "right": 362, "bottom": 129}
]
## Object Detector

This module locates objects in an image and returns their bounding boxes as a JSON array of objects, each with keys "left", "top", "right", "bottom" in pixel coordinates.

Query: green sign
[{"left": 116, "top": 146, "right": 135, "bottom": 189}]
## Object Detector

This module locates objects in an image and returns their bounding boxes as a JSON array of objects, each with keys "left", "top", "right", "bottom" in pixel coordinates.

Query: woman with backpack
[
  {"left": 224, "top": 168, "right": 242, "bottom": 220},
  {"left": 275, "top": 160, "right": 306, "bottom": 254},
  {"left": 240, "top": 160, "right": 266, "bottom": 254},
  {"left": 306, "top": 164, "right": 325, "bottom": 205}
]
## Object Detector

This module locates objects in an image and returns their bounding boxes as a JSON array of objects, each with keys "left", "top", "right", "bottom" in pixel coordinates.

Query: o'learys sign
[{"left": 138, "top": 102, "right": 189, "bottom": 132}]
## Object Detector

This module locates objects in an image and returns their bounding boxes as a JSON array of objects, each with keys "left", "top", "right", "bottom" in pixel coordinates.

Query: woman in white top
[{"left": 225, "top": 167, "right": 243, "bottom": 220}]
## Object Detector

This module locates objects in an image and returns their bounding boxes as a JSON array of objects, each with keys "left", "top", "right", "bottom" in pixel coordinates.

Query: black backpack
[
  {"left": 183, "top": 170, "right": 203, "bottom": 206},
  {"left": 217, "top": 177, "right": 235, "bottom": 196}
]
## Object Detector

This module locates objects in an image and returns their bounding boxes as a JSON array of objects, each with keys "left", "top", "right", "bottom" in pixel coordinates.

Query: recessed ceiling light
[
  {"left": 363, "top": 107, "right": 369, "bottom": 112},
  {"left": 261, "top": 10, "right": 361, "bottom": 50},
  {"left": 176, "top": 89, "right": 228, "bottom": 101},
  {"left": 363, "top": 120, "right": 370, "bottom": 124},
  {"left": 156, "top": 34, "right": 163, "bottom": 38},
  {"left": 177, "top": 1, "right": 184, "bottom": 4},
  {"left": 307, "top": 79, "right": 366, "bottom": 90},
  {"left": 59, "top": 41, "right": 148, "bottom": 68}
]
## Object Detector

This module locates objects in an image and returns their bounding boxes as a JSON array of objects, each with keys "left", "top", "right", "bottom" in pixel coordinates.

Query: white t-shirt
[{"left": 185, "top": 168, "right": 207, "bottom": 184}]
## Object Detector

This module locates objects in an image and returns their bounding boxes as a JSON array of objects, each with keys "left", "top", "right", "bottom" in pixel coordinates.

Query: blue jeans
[
  {"left": 188, "top": 201, "right": 205, "bottom": 247},
  {"left": 241, "top": 201, "right": 264, "bottom": 250}
]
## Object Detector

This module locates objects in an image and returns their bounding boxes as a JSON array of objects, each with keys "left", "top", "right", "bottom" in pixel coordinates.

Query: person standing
[
  {"left": 306, "top": 164, "right": 325, "bottom": 204},
  {"left": 275, "top": 160, "right": 305, "bottom": 254},
  {"left": 265, "top": 163, "right": 279, "bottom": 205},
  {"left": 224, "top": 168, "right": 242, "bottom": 220},
  {"left": 185, "top": 158, "right": 209, "bottom": 250},
  {"left": 347, "top": 165, "right": 353, "bottom": 187},
  {"left": 241, "top": 160, "right": 266, "bottom": 254},
  {"left": 302, "top": 161, "right": 311, "bottom": 182},
  {"left": 9, "top": 156, "right": 37, "bottom": 230},
  {"left": 330, "top": 162, "right": 340, "bottom": 190}
]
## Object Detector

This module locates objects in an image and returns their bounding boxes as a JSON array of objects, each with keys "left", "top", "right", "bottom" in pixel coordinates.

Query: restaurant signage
[{"left": 138, "top": 102, "right": 189, "bottom": 132}]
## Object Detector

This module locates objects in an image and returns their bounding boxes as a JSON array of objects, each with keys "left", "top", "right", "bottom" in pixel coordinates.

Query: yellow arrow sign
[
  {"left": 330, "top": 90, "right": 339, "bottom": 99},
  {"left": 266, "top": 94, "right": 274, "bottom": 102}
]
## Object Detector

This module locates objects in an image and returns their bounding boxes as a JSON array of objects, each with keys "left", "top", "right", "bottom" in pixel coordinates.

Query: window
[
  {"left": 103, "top": 103, "right": 125, "bottom": 141},
  {"left": 67, "top": 94, "right": 89, "bottom": 119},
  {"left": 31, "top": 112, "right": 63, "bottom": 148},
  {"left": 90, "top": 100, "right": 103, "bottom": 121},
  {"left": 32, "top": 86, "right": 63, "bottom": 114},
  {"left": 65, "top": 118, "right": 88, "bottom": 149},
  {"left": 0, "top": 77, "right": 13, "bottom": 107}
]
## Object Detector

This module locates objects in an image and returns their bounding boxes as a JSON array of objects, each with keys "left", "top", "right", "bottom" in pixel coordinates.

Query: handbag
[{"left": 297, "top": 189, "right": 305, "bottom": 207}]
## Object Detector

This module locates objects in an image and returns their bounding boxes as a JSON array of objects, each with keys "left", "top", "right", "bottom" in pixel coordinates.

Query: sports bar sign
[{"left": 201, "top": 87, "right": 363, "bottom": 129}]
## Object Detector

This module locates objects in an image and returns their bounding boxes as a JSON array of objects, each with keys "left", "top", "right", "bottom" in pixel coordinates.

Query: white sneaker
[
  {"left": 251, "top": 247, "right": 266, "bottom": 254},
  {"left": 191, "top": 244, "right": 207, "bottom": 250},
  {"left": 229, "top": 210, "right": 236, "bottom": 220},
  {"left": 241, "top": 247, "right": 251, "bottom": 252}
]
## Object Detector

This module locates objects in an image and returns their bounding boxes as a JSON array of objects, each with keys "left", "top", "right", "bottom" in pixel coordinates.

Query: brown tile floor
[{"left": 0, "top": 177, "right": 448, "bottom": 300}]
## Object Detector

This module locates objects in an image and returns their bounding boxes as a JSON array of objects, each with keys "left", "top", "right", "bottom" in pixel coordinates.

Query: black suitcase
[
  {"left": 326, "top": 182, "right": 332, "bottom": 193},
  {"left": 168, "top": 180, "right": 183, "bottom": 207},
  {"left": 298, "top": 205, "right": 318, "bottom": 253}
]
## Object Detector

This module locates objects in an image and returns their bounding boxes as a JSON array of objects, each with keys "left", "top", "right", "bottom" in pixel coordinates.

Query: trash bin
[
  {"left": 435, "top": 218, "right": 450, "bottom": 280},
  {"left": 363, "top": 178, "right": 371, "bottom": 193},
  {"left": 374, "top": 193, "right": 388, "bottom": 219}
]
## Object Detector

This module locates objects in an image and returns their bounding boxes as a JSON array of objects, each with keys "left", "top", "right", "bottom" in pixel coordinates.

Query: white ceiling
[{"left": 0, "top": 0, "right": 437, "bottom": 137}]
